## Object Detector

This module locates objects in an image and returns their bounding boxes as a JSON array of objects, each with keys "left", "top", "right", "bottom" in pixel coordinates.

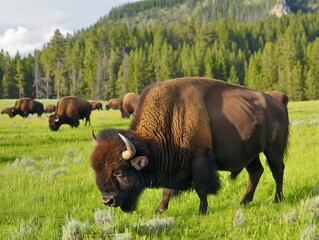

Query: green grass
[{"left": 0, "top": 99, "right": 318, "bottom": 239}]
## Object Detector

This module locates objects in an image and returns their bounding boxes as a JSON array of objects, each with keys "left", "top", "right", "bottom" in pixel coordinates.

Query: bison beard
[{"left": 90, "top": 77, "right": 289, "bottom": 214}]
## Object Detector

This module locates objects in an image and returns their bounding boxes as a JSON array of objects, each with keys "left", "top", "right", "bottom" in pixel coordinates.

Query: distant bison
[
  {"left": 90, "top": 77, "right": 289, "bottom": 214},
  {"left": 1, "top": 107, "right": 12, "bottom": 117},
  {"left": 91, "top": 101, "right": 103, "bottom": 111},
  {"left": 48, "top": 96, "right": 92, "bottom": 131},
  {"left": 105, "top": 98, "right": 123, "bottom": 110},
  {"left": 11, "top": 98, "right": 44, "bottom": 118},
  {"left": 120, "top": 93, "right": 139, "bottom": 118},
  {"left": 44, "top": 104, "right": 56, "bottom": 113}
]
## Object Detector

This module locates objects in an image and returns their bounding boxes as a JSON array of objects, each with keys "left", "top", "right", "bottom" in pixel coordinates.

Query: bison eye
[{"left": 112, "top": 170, "right": 122, "bottom": 178}]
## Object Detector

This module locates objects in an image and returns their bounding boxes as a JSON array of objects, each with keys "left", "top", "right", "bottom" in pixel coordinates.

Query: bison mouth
[
  {"left": 120, "top": 202, "right": 137, "bottom": 213},
  {"left": 103, "top": 191, "right": 139, "bottom": 213}
]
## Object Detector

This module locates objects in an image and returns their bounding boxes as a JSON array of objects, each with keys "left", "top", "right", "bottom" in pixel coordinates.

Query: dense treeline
[
  {"left": 107, "top": 0, "right": 187, "bottom": 20},
  {"left": 1, "top": 3, "right": 319, "bottom": 100},
  {"left": 105, "top": 0, "right": 278, "bottom": 27},
  {"left": 105, "top": 0, "right": 319, "bottom": 27}
]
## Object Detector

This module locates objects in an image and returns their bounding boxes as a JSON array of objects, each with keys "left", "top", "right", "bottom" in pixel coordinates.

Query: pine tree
[
  {"left": 260, "top": 42, "right": 278, "bottom": 91},
  {"left": 246, "top": 50, "right": 262, "bottom": 90},
  {"left": 14, "top": 53, "right": 25, "bottom": 98},
  {"left": 228, "top": 66, "right": 240, "bottom": 85}
]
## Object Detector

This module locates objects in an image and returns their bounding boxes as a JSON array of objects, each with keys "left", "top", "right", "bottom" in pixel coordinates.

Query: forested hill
[
  {"left": 1, "top": 0, "right": 319, "bottom": 102},
  {"left": 102, "top": 0, "right": 319, "bottom": 27}
]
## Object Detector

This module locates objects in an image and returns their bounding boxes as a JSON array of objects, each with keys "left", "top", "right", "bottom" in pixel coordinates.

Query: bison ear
[{"left": 130, "top": 156, "right": 148, "bottom": 171}]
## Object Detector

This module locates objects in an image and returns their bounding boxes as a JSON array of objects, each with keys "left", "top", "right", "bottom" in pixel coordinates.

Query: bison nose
[{"left": 102, "top": 196, "right": 116, "bottom": 207}]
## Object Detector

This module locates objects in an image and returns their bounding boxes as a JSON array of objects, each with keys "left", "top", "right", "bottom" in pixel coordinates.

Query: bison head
[
  {"left": 1, "top": 107, "right": 14, "bottom": 117},
  {"left": 48, "top": 114, "right": 61, "bottom": 131},
  {"left": 90, "top": 129, "right": 149, "bottom": 212},
  {"left": 120, "top": 106, "right": 130, "bottom": 118},
  {"left": 10, "top": 107, "right": 18, "bottom": 117}
]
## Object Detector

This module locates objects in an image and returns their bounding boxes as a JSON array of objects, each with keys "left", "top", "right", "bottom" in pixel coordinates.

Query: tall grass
[{"left": 0, "top": 100, "right": 318, "bottom": 239}]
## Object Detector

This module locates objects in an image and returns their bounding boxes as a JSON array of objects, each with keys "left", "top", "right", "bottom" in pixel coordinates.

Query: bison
[
  {"left": 105, "top": 98, "right": 123, "bottom": 110},
  {"left": 44, "top": 104, "right": 56, "bottom": 113},
  {"left": 48, "top": 96, "right": 92, "bottom": 131},
  {"left": 90, "top": 77, "right": 289, "bottom": 214},
  {"left": 10, "top": 98, "right": 44, "bottom": 117},
  {"left": 120, "top": 92, "right": 139, "bottom": 118},
  {"left": 1, "top": 107, "right": 12, "bottom": 117},
  {"left": 91, "top": 101, "right": 103, "bottom": 111}
]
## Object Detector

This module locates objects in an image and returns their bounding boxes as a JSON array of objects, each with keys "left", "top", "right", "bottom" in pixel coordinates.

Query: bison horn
[
  {"left": 55, "top": 116, "right": 59, "bottom": 122},
  {"left": 118, "top": 133, "right": 136, "bottom": 161},
  {"left": 91, "top": 129, "right": 98, "bottom": 144}
]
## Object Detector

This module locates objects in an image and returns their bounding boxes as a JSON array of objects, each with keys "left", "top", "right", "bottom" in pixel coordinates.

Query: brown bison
[
  {"left": 44, "top": 104, "right": 56, "bottom": 113},
  {"left": 105, "top": 98, "right": 123, "bottom": 110},
  {"left": 1, "top": 107, "right": 12, "bottom": 116},
  {"left": 266, "top": 91, "right": 289, "bottom": 107},
  {"left": 91, "top": 101, "right": 103, "bottom": 111},
  {"left": 90, "top": 77, "right": 289, "bottom": 214},
  {"left": 10, "top": 98, "right": 44, "bottom": 117},
  {"left": 120, "top": 92, "right": 139, "bottom": 118},
  {"left": 48, "top": 96, "right": 92, "bottom": 131}
]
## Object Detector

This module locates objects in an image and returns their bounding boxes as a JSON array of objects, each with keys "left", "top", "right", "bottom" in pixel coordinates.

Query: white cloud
[
  {"left": 0, "top": 0, "right": 138, "bottom": 57},
  {"left": 0, "top": 26, "right": 72, "bottom": 56}
]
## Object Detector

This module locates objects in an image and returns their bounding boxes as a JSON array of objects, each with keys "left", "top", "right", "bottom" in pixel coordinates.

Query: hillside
[
  {"left": 99, "top": 0, "right": 319, "bottom": 27},
  {"left": 1, "top": 0, "right": 319, "bottom": 101}
]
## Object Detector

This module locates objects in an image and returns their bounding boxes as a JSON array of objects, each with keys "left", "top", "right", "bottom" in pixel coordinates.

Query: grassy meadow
[{"left": 0, "top": 99, "right": 318, "bottom": 239}]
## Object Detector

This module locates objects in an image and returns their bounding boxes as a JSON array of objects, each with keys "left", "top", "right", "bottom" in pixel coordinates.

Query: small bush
[
  {"left": 301, "top": 196, "right": 319, "bottom": 220},
  {"left": 94, "top": 209, "right": 114, "bottom": 224},
  {"left": 62, "top": 218, "right": 89, "bottom": 240},
  {"left": 300, "top": 224, "right": 319, "bottom": 240},
  {"left": 283, "top": 209, "right": 297, "bottom": 224},
  {"left": 136, "top": 217, "right": 175, "bottom": 235},
  {"left": 233, "top": 210, "right": 246, "bottom": 227}
]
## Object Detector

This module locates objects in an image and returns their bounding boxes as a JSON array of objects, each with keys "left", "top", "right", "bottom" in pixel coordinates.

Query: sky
[{"left": 0, "top": 0, "right": 137, "bottom": 57}]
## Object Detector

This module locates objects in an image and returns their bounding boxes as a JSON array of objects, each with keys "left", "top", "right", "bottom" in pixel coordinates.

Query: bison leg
[
  {"left": 155, "top": 188, "right": 178, "bottom": 214},
  {"left": 85, "top": 116, "right": 91, "bottom": 126},
  {"left": 264, "top": 149, "right": 285, "bottom": 202},
  {"left": 241, "top": 156, "right": 264, "bottom": 204},
  {"left": 73, "top": 119, "right": 80, "bottom": 128},
  {"left": 192, "top": 151, "right": 221, "bottom": 214}
]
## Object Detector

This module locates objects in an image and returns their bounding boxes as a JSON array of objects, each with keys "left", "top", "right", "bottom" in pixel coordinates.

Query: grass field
[{"left": 0, "top": 99, "right": 318, "bottom": 239}]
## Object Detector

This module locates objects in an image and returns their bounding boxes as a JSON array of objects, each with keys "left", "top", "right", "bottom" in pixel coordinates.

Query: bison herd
[
  {"left": 1, "top": 93, "right": 140, "bottom": 131},
  {"left": 1, "top": 77, "right": 290, "bottom": 215}
]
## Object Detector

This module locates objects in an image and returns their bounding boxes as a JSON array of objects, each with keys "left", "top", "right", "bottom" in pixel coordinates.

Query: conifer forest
[{"left": 1, "top": 0, "right": 319, "bottom": 101}]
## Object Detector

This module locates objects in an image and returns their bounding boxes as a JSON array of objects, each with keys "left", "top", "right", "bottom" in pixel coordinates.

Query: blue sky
[{"left": 0, "top": 0, "right": 137, "bottom": 56}]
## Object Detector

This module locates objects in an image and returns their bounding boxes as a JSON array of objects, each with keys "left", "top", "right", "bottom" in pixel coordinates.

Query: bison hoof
[
  {"left": 274, "top": 193, "right": 283, "bottom": 202},
  {"left": 155, "top": 207, "right": 167, "bottom": 214}
]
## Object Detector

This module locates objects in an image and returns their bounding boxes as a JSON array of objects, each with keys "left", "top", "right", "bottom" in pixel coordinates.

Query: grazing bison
[
  {"left": 48, "top": 96, "right": 92, "bottom": 131},
  {"left": 105, "top": 98, "right": 123, "bottom": 110},
  {"left": 120, "top": 92, "right": 139, "bottom": 118},
  {"left": 266, "top": 91, "right": 289, "bottom": 107},
  {"left": 91, "top": 101, "right": 103, "bottom": 111},
  {"left": 1, "top": 107, "right": 12, "bottom": 117},
  {"left": 90, "top": 77, "right": 289, "bottom": 214},
  {"left": 11, "top": 98, "right": 44, "bottom": 117},
  {"left": 44, "top": 104, "right": 56, "bottom": 113}
]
